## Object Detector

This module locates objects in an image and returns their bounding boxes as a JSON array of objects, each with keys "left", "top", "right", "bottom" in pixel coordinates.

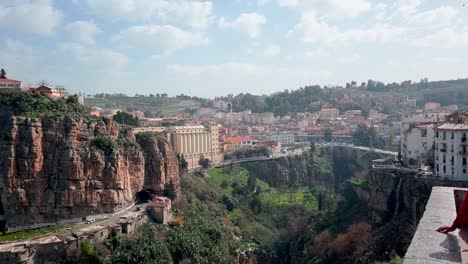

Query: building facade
[
  {"left": 0, "top": 78, "right": 21, "bottom": 89},
  {"left": 401, "top": 124, "right": 435, "bottom": 165},
  {"left": 168, "top": 123, "right": 222, "bottom": 168},
  {"left": 434, "top": 112, "right": 468, "bottom": 180}
]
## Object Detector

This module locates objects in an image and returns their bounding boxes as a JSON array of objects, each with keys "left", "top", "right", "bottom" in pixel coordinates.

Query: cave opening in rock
[{"left": 135, "top": 190, "right": 153, "bottom": 204}]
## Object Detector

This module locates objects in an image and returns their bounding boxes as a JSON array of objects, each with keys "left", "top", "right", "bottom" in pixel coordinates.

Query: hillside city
[{"left": 1, "top": 0, "right": 468, "bottom": 263}]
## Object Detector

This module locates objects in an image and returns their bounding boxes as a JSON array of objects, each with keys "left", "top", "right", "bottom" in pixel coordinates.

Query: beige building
[{"left": 168, "top": 123, "right": 222, "bottom": 168}]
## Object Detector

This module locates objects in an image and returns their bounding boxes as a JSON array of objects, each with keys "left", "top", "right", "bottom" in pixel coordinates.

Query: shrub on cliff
[
  {"left": 112, "top": 111, "right": 139, "bottom": 126},
  {"left": 0, "top": 89, "right": 88, "bottom": 118},
  {"left": 91, "top": 137, "right": 115, "bottom": 155}
]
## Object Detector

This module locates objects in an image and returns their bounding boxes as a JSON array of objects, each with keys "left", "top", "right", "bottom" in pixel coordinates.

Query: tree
[
  {"left": 177, "top": 154, "right": 188, "bottom": 171},
  {"left": 112, "top": 111, "right": 139, "bottom": 126},
  {"left": 164, "top": 181, "right": 177, "bottom": 200},
  {"left": 198, "top": 156, "right": 210, "bottom": 169},
  {"left": 247, "top": 174, "right": 257, "bottom": 192},
  {"left": 310, "top": 141, "right": 316, "bottom": 153},
  {"left": 324, "top": 128, "right": 333, "bottom": 142},
  {"left": 352, "top": 125, "right": 384, "bottom": 148},
  {"left": 0, "top": 69, "right": 6, "bottom": 79}
]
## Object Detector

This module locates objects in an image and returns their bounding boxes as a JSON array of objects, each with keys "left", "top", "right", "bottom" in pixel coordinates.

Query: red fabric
[{"left": 453, "top": 193, "right": 468, "bottom": 228}]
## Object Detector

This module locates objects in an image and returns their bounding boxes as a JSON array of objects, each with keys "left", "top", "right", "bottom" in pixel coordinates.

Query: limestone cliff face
[
  {"left": 241, "top": 156, "right": 309, "bottom": 188},
  {"left": 136, "top": 135, "right": 180, "bottom": 195},
  {"left": 0, "top": 116, "right": 179, "bottom": 228}
]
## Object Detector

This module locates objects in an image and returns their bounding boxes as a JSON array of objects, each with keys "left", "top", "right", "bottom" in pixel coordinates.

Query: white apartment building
[
  {"left": 401, "top": 124, "right": 435, "bottom": 165},
  {"left": 212, "top": 100, "right": 231, "bottom": 112},
  {"left": 266, "top": 132, "right": 295, "bottom": 146},
  {"left": 434, "top": 112, "right": 468, "bottom": 180},
  {"left": 168, "top": 123, "right": 222, "bottom": 168}
]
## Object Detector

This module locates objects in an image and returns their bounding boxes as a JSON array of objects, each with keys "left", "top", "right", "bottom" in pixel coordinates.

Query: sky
[{"left": 0, "top": 0, "right": 467, "bottom": 98}]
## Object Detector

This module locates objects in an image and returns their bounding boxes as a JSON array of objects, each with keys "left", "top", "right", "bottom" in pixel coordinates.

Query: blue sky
[{"left": 0, "top": 0, "right": 467, "bottom": 98}]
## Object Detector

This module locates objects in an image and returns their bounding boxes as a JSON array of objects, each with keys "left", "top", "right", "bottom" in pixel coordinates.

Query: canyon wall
[{"left": 0, "top": 116, "right": 179, "bottom": 229}]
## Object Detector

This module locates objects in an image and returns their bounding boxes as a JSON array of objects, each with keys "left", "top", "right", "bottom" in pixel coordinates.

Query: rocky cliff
[
  {"left": 136, "top": 134, "right": 180, "bottom": 196},
  {"left": 0, "top": 116, "right": 179, "bottom": 229}
]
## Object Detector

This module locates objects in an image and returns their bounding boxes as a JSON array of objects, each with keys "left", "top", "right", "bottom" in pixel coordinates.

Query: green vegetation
[
  {"left": 0, "top": 223, "right": 79, "bottom": 242},
  {"left": 352, "top": 124, "right": 385, "bottom": 149},
  {"left": 164, "top": 181, "right": 177, "bottom": 200},
  {"left": 112, "top": 111, "right": 139, "bottom": 126},
  {"left": 0, "top": 218, "right": 108, "bottom": 243},
  {"left": 350, "top": 177, "right": 369, "bottom": 189},
  {"left": 85, "top": 95, "right": 202, "bottom": 116},
  {"left": 224, "top": 85, "right": 330, "bottom": 115},
  {"left": 324, "top": 128, "right": 333, "bottom": 142},
  {"left": 198, "top": 156, "right": 210, "bottom": 169},
  {"left": 0, "top": 90, "right": 88, "bottom": 118},
  {"left": 91, "top": 137, "right": 115, "bottom": 155}
]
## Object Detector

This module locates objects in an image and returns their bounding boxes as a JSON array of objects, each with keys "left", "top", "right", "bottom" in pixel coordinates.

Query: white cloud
[
  {"left": 60, "top": 43, "right": 128, "bottom": 70},
  {"left": 305, "top": 49, "right": 330, "bottom": 58},
  {"left": 218, "top": 13, "right": 267, "bottom": 38},
  {"left": 83, "top": 0, "right": 214, "bottom": 29},
  {"left": 407, "top": 6, "right": 457, "bottom": 28},
  {"left": 289, "top": 12, "right": 405, "bottom": 44},
  {"left": 258, "top": 0, "right": 270, "bottom": 6},
  {"left": 338, "top": 53, "right": 361, "bottom": 64},
  {"left": 116, "top": 25, "right": 210, "bottom": 53},
  {"left": 326, "top": 0, "right": 371, "bottom": 18},
  {"left": 167, "top": 62, "right": 333, "bottom": 96},
  {"left": 65, "top": 21, "right": 100, "bottom": 45},
  {"left": 411, "top": 26, "right": 468, "bottom": 48},
  {"left": 264, "top": 45, "right": 281, "bottom": 57},
  {"left": 0, "top": 0, "right": 63, "bottom": 35},
  {"left": 278, "top": 0, "right": 298, "bottom": 8}
]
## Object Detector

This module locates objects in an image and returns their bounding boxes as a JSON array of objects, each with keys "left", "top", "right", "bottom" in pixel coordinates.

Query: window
[
  {"left": 436, "top": 131, "right": 439, "bottom": 138},
  {"left": 452, "top": 132, "right": 454, "bottom": 140},
  {"left": 443, "top": 132, "right": 446, "bottom": 140},
  {"left": 443, "top": 165, "right": 446, "bottom": 173},
  {"left": 437, "top": 164, "right": 439, "bottom": 171}
]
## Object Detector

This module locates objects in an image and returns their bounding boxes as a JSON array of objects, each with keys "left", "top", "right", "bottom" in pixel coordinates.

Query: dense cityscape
[{"left": 1, "top": 0, "right": 468, "bottom": 263}]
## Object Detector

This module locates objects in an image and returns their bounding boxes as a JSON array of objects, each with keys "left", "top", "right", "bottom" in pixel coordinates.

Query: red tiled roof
[
  {"left": 0, "top": 78, "right": 21, "bottom": 83},
  {"left": 227, "top": 136, "right": 253, "bottom": 144}
]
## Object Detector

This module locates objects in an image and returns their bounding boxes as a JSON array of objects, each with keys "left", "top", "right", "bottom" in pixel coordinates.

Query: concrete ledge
[{"left": 404, "top": 187, "right": 467, "bottom": 264}]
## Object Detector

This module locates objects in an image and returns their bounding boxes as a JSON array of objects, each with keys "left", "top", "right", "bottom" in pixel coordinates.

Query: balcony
[
  {"left": 404, "top": 187, "right": 467, "bottom": 263},
  {"left": 462, "top": 138, "right": 468, "bottom": 145},
  {"left": 461, "top": 152, "right": 468, "bottom": 157},
  {"left": 440, "top": 149, "right": 447, "bottom": 153}
]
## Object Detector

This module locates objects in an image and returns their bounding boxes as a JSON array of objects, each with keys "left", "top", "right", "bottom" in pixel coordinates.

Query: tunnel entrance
[{"left": 135, "top": 190, "right": 154, "bottom": 204}]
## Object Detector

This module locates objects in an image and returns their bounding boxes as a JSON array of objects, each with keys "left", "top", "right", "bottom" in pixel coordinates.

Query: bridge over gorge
[{"left": 188, "top": 143, "right": 397, "bottom": 173}]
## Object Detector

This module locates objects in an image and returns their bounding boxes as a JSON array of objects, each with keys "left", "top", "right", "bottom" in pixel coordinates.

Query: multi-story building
[
  {"left": 168, "top": 123, "right": 222, "bottom": 168},
  {"left": 320, "top": 108, "right": 339, "bottom": 121},
  {"left": 424, "top": 102, "right": 441, "bottom": 111},
  {"left": 225, "top": 136, "right": 255, "bottom": 154},
  {"left": 212, "top": 100, "right": 231, "bottom": 112},
  {"left": 401, "top": 124, "right": 435, "bottom": 165},
  {"left": 260, "top": 113, "right": 275, "bottom": 124},
  {"left": 434, "top": 112, "right": 468, "bottom": 180},
  {"left": 266, "top": 131, "right": 295, "bottom": 146},
  {"left": 0, "top": 78, "right": 21, "bottom": 89}
]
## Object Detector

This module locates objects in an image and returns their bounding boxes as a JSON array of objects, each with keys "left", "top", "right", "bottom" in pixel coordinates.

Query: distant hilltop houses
[{"left": 0, "top": 69, "right": 67, "bottom": 99}]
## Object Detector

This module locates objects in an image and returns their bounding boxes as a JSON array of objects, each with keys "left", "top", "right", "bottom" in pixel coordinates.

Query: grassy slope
[
  {"left": 85, "top": 96, "right": 201, "bottom": 116},
  {"left": 180, "top": 166, "right": 328, "bottom": 253}
]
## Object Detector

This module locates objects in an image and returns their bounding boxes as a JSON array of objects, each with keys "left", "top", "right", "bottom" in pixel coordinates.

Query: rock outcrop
[
  {"left": 136, "top": 135, "right": 180, "bottom": 195},
  {"left": 0, "top": 116, "right": 179, "bottom": 229}
]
